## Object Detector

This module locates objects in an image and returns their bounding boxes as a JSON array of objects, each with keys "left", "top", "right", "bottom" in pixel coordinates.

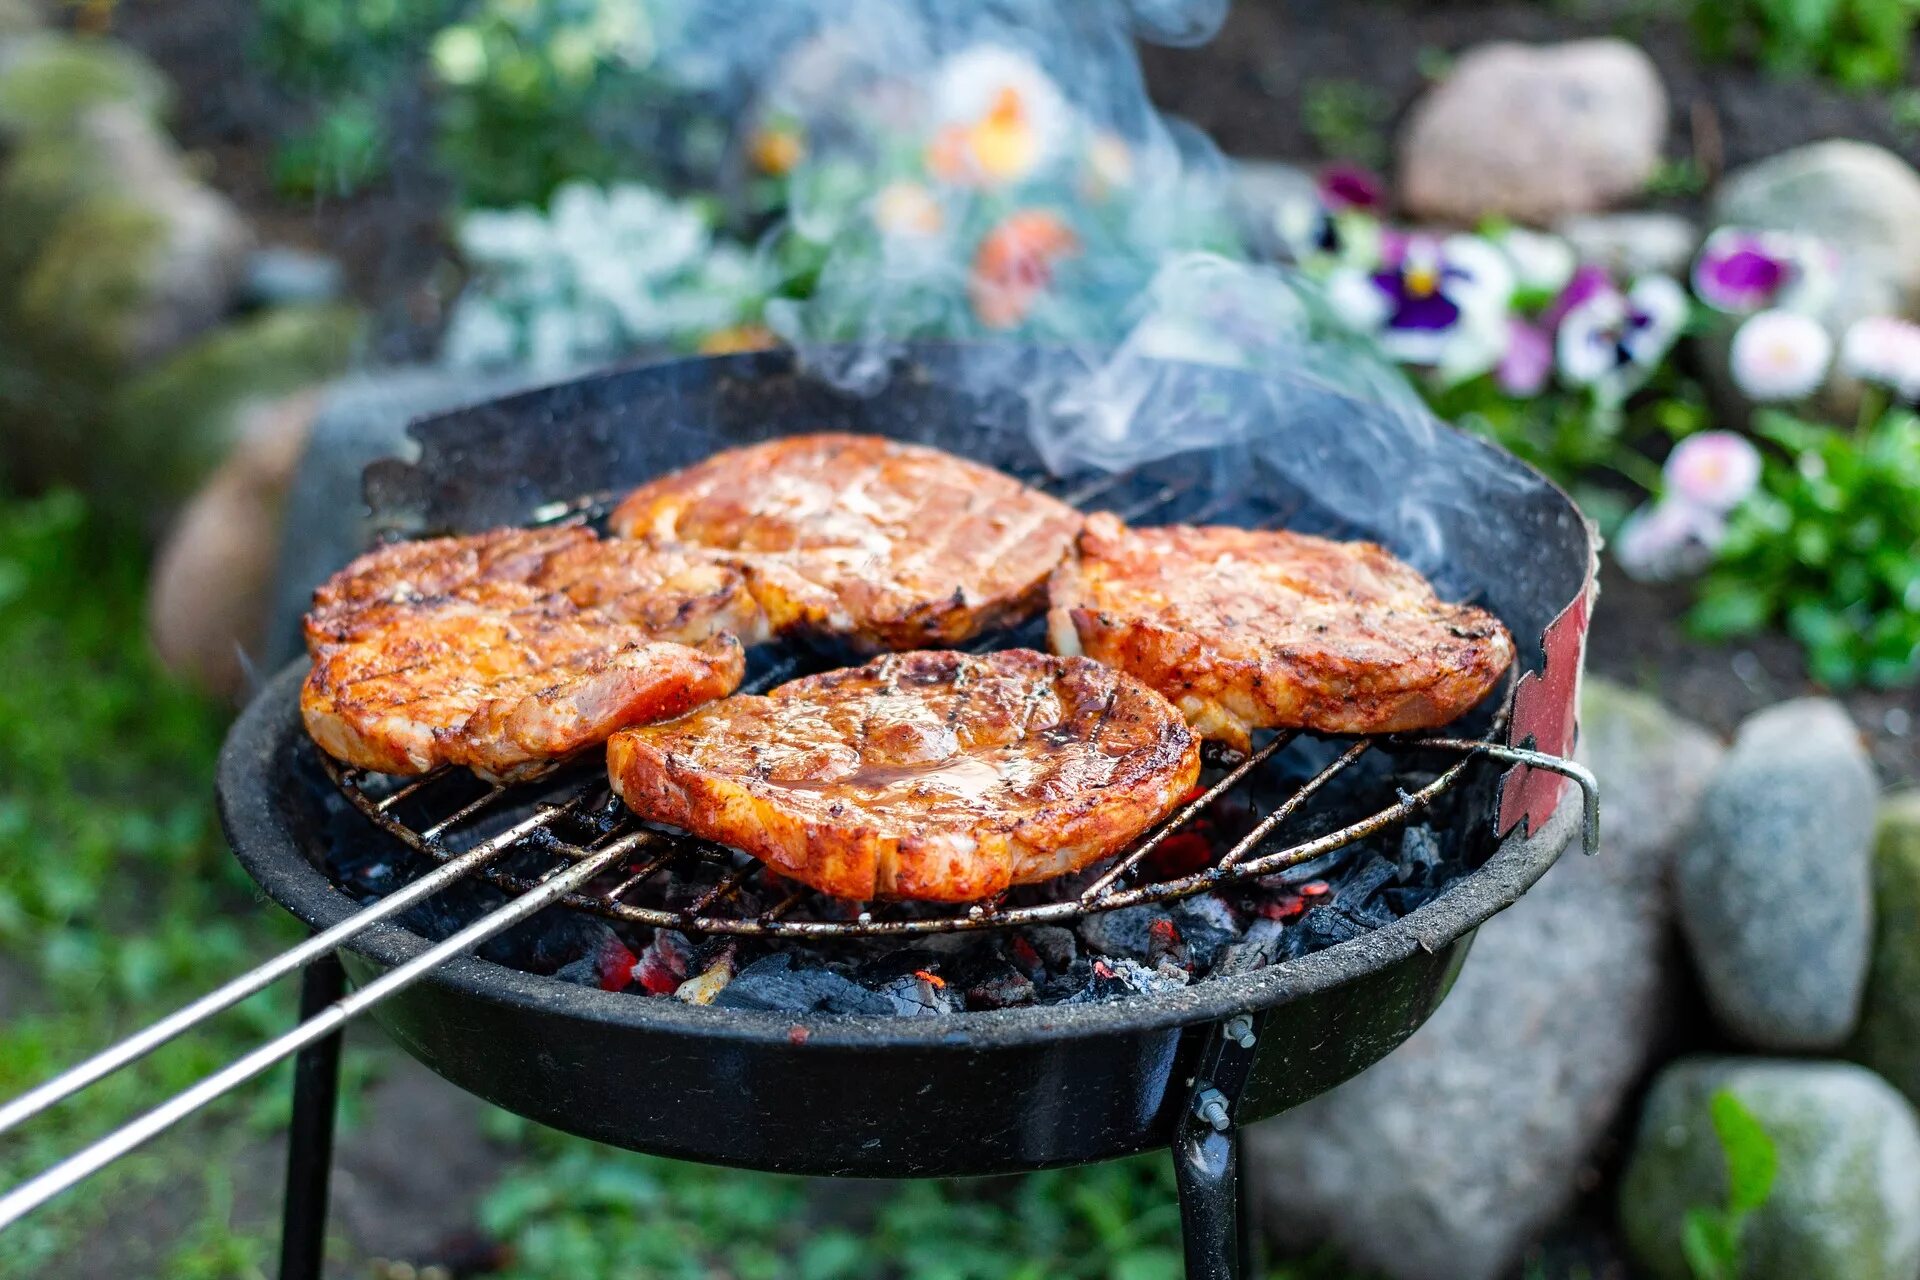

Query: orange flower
[
  {"left": 925, "top": 46, "right": 1066, "bottom": 188},
  {"left": 970, "top": 210, "right": 1078, "bottom": 329},
  {"left": 747, "top": 124, "right": 805, "bottom": 177},
  {"left": 698, "top": 324, "right": 778, "bottom": 356}
]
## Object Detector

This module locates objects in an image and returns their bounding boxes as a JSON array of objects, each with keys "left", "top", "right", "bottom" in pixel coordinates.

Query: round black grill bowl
[
  {"left": 222, "top": 670, "right": 1577, "bottom": 1178},
  {"left": 218, "top": 346, "right": 1590, "bottom": 1177}
]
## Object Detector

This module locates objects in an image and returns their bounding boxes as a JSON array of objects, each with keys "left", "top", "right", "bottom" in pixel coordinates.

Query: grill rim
[{"left": 221, "top": 659, "right": 1579, "bottom": 1049}]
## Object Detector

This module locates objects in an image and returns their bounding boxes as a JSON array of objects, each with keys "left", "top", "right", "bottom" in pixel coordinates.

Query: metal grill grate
[{"left": 315, "top": 468, "right": 1544, "bottom": 940}]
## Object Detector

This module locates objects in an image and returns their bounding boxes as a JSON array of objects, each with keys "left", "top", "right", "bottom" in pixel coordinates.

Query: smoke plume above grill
[{"left": 631, "top": 0, "right": 1533, "bottom": 573}]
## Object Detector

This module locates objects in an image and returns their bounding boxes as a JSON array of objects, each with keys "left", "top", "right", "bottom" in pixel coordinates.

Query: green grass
[
  {"left": 0, "top": 485, "right": 1374, "bottom": 1278},
  {"left": 0, "top": 488, "right": 300, "bottom": 1274}
]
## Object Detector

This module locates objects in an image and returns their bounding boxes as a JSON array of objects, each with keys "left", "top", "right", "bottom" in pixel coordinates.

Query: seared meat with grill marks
[
  {"left": 1048, "top": 514, "right": 1514, "bottom": 750},
  {"left": 302, "top": 527, "right": 759, "bottom": 780},
  {"left": 606, "top": 649, "right": 1199, "bottom": 902},
  {"left": 608, "top": 433, "right": 1082, "bottom": 652}
]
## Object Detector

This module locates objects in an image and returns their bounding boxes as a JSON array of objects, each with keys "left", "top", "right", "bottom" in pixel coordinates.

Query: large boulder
[
  {"left": 0, "top": 32, "right": 166, "bottom": 137},
  {"left": 1619, "top": 1057, "right": 1920, "bottom": 1280},
  {"left": 1675, "top": 699, "right": 1876, "bottom": 1050},
  {"left": 9, "top": 102, "right": 252, "bottom": 369},
  {"left": 1248, "top": 679, "right": 1721, "bottom": 1280},
  {"left": 1555, "top": 211, "right": 1699, "bottom": 279},
  {"left": 107, "top": 303, "right": 361, "bottom": 518},
  {"left": 1713, "top": 140, "right": 1920, "bottom": 327},
  {"left": 148, "top": 389, "right": 325, "bottom": 699},
  {"left": 264, "top": 366, "right": 544, "bottom": 666},
  {"left": 1849, "top": 793, "right": 1920, "bottom": 1107},
  {"left": 1398, "top": 40, "right": 1667, "bottom": 225}
]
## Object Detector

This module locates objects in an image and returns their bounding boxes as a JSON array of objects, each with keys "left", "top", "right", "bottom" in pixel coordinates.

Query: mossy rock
[
  {"left": 0, "top": 0, "right": 44, "bottom": 39},
  {"left": 106, "top": 304, "right": 363, "bottom": 516},
  {"left": 1850, "top": 793, "right": 1920, "bottom": 1107},
  {"left": 1619, "top": 1057, "right": 1920, "bottom": 1280},
  {"left": 12, "top": 193, "right": 165, "bottom": 369},
  {"left": 0, "top": 33, "right": 166, "bottom": 138}
]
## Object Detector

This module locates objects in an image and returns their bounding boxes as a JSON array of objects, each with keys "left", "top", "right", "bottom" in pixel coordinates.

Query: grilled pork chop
[
  {"left": 607, "top": 649, "right": 1200, "bottom": 902},
  {"left": 1048, "top": 514, "right": 1514, "bottom": 751},
  {"left": 302, "top": 527, "right": 759, "bottom": 780},
  {"left": 608, "top": 433, "right": 1083, "bottom": 652}
]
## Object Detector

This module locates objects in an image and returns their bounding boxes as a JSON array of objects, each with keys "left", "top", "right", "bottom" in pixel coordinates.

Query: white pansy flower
[{"left": 1495, "top": 227, "right": 1576, "bottom": 295}]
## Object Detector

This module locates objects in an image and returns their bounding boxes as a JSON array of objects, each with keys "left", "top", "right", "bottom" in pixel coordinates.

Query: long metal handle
[
  {"left": 0, "top": 835, "right": 634, "bottom": 1231},
  {"left": 0, "top": 798, "right": 585, "bottom": 1141}
]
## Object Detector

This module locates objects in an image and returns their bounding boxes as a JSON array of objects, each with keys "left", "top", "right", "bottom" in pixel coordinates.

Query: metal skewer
[{"left": 0, "top": 831, "right": 639, "bottom": 1231}]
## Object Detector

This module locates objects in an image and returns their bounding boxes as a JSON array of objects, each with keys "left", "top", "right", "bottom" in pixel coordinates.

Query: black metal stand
[
  {"left": 1172, "top": 1014, "right": 1261, "bottom": 1279},
  {"left": 279, "top": 952, "right": 346, "bottom": 1280}
]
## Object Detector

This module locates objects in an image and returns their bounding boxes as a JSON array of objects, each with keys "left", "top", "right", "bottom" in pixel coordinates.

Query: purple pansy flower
[
  {"left": 1328, "top": 233, "right": 1514, "bottom": 379},
  {"left": 1317, "top": 163, "right": 1385, "bottom": 213},
  {"left": 1691, "top": 227, "right": 1832, "bottom": 315},
  {"left": 1498, "top": 319, "right": 1553, "bottom": 396}
]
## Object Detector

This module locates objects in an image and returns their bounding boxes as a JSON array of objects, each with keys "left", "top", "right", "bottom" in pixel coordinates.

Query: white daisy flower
[{"left": 1729, "top": 308, "right": 1833, "bottom": 402}]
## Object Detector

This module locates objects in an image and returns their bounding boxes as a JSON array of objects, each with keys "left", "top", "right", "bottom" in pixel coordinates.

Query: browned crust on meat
[
  {"left": 608, "top": 433, "right": 1083, "bottom": 652},
  {"left": 1048, "top": 513, "right": 1514, "bottom": 750},
  {"left": 606, "top": 649, "right": 1200, "bottom": 902},
  {"left": 301, "top": 527, "right": 757, "bottom": 780}
]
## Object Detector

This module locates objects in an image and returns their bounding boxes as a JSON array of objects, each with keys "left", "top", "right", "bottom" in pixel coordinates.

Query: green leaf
[
  {"left": 1689, "top": 583, "right": 1774, "bottom": 639},
  {"left": 1681, "top": 1208, "right": 1738, "bottom": 1280},
  {"left": 1711, "top": 1088, "right": 1779, "bottom": 1215}
]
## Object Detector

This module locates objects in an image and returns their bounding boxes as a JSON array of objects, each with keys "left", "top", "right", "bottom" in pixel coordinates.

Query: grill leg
[
  {"left": 1174, "top": 1123, "right": 1244, "bottom": 1280},
  {"left": 279, "top": 952, "right": 346, "bottom": 1280}
]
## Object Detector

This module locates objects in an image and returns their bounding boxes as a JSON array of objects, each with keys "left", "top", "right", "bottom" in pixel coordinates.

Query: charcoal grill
[{"left": 0, "top": 346, "right": 1598, "bottom": 1280}]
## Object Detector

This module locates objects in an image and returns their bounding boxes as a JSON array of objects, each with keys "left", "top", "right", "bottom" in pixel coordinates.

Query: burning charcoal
[
  {"left": 1258, "top": 847, "right": 1353, "bottom": 889},
  {"left": 1018, "top": 926, "right": 1078, "bottom": 974},
  {"left": 1141, "top": 829, "right": 1215, "bottom": 880},
  {"left": 1039, "top": 955, "right": 1094, "bottom": 1002},
  {"left": 1169, "top": 895, "right": 1240, "bottom": 969},
  {"left": 1383, "top": 885, "right": 1442, "bottom": 915},
  {"left": 1336, "top": 855, "right": 1397, "bottom": 924},
  {"left": 1397, "top": 825, "right": 1444, "bottom": 881},
  {"left": 1075, "top": 905, "right": 1166, "bottom": 961},
  {"left": 675, "top": 944, "right": 737, "bottom": 1005},
  {"left": 1147, "top": 918, "right": 1191, "bottom": 974},
  {"left": 962, "top": 966, "right": 1036, "bottom": 1011},
  {"left": 1210, "top": 918, "right": 1286, "bottom": 978},
  {"left": 1283, "top": 906, "right": 1371, "bottom": 959},
  {"left": 873, "top": 972, "right": 956, "bottom": 1017},
  {"left": 553, "top": 933, "right": 638, "bottom": 991},
  {"left": 1065, "top": 957, "right": 1189, "bottom": 1004},
  {"left": 633, "top": 930, "right": 693, "bottom": 995},
  {"left": 851, "top": 949, "right": 950, "bottom": 987},
  {"left": 711, "top": 954, "right": 895, "bottom": 1016},
  {"left": 1006, "top": 934, "right": 1047, "bottom": 981}
]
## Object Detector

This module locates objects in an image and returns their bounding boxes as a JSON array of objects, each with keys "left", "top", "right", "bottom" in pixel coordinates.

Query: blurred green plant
[
  {"left": 1691, "top": 0, "right": 1920, "bottom": 88},
  {"left": 1679, "top": 1089, "right": 1778, "bottom": 1280},
  {"left": 0, "top": 489, "right": 295, "bottom": 1272},
  {"left": 1690, "top": 407, "right": 1920, "bottom": 687},
  {"left": 479, "top": 1114, "right": 1373, "bottom": 1280},
  {"left": 431, "top": 0, "right": 715, "bottom": 208},
  {"left": 271, "top": 96, "right": 389, "bottom": 197},
  {"left": 1301, "top": 79, "right": 1391, "bottom": 169}
]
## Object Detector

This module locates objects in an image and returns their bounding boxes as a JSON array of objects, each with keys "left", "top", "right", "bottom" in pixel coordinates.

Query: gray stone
[
  {"left": 8, "top": 102, "right": 251, "bottom": 367},
  {"left": 242, "top": 245, "right": 344, "bottom": 307},
  {"left": 0, "top": 32, "right": 166, "bottom": 136},
  {"left": 1714, "top": 140, "right": 1920, "bottom": 327},
  {"left": 1676, "top": 698, "right": 1877, "bottom": 1050},
  {"left": 266, "top": 366, "right": 542, "bottom": 665},
  {"left": 1849, "top": 793, "right": 1920, "bottom": 1108},
  {"left": 1248, "top": 679, "right": 1721, "bottom": 1280},
  {"left": 1555, "top": 211, "right": 1700, "bottom": 279},
  {"left": 1398, "top": 39, "right": 1667, "bottom": 225},
  {"left": 1619, "top": 1057, "right": 1920, "bottom": 1280}
]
